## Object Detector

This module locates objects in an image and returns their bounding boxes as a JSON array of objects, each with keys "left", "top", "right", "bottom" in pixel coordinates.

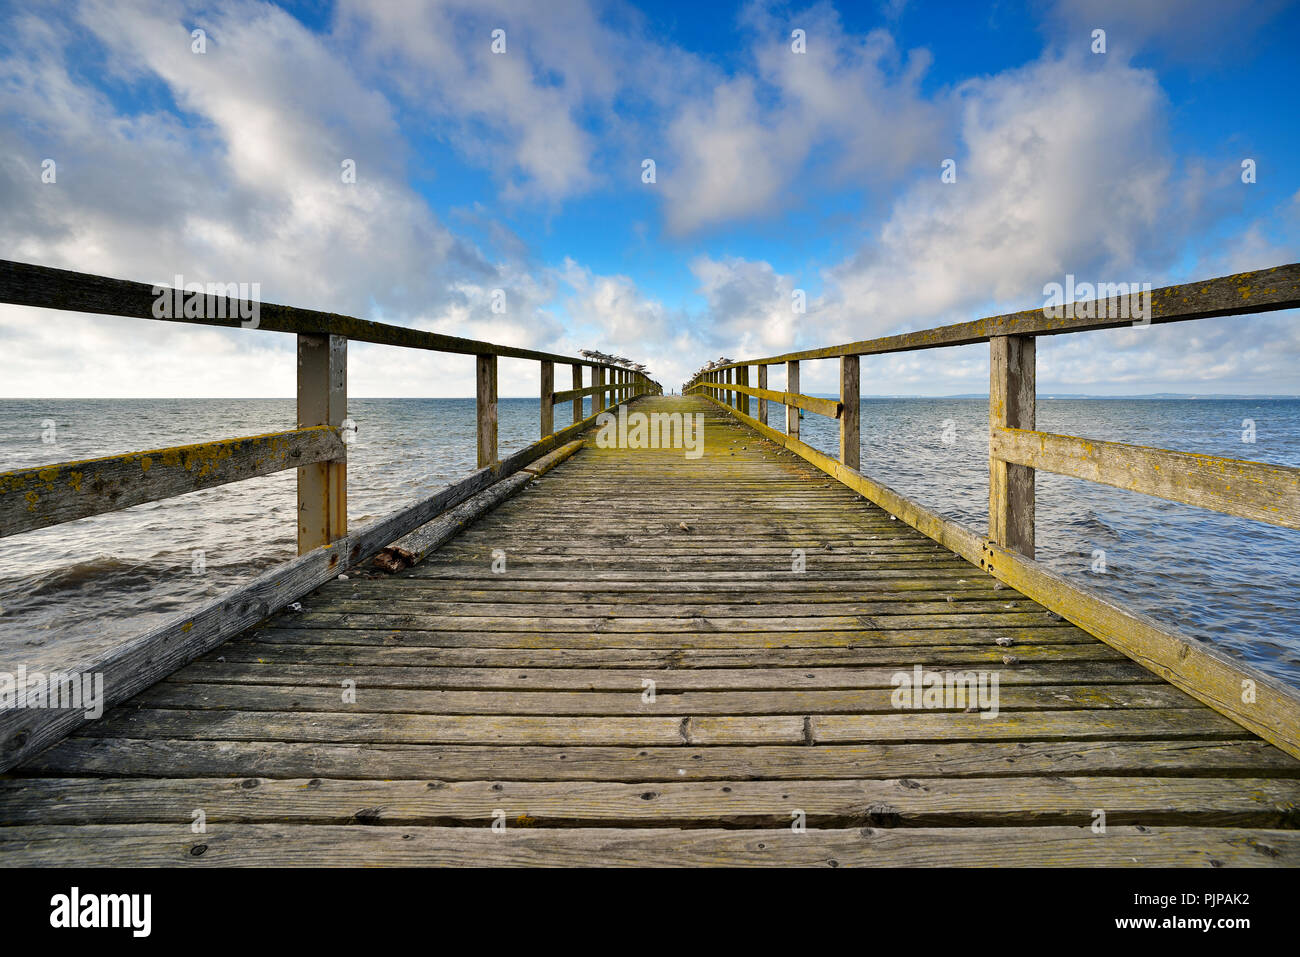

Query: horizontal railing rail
[
  {"left": 698, "top": 263, "right": 1300, "bottom": 369},
  {"left": 0, "top": 259, "right": 661, "bottom": 771},
  {"left": 696, "top": 380, "right": 842, "bottom": 419},
  {"left": 684, "top": 262, "right": 1300, "bottom": 759},
  {"left": 0, "top": 426, "right": 344, "bottom": 538},
  {"left": 0, "top": 259, "right": 641, "bottom": 366},
  {"left": 0, "top": 259, "right": 661, "bottom": 548}
]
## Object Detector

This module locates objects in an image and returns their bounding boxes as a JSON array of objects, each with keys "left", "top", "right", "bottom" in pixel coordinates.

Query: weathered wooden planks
[
  {"left": 130, "top": 682, "right": 1191, "bottom": 715},
  {"left": 0, "top": 401, "right": 641, "bottom": 771},
  {"left": 3, "top": 394, "right": 1298, "bottom": 868},
  {"left": 166, "top": 660, "right": 1158, "bottom": 689},
  {"left": 1, "top": 824, "right": 1296, "bottom": 867},
  {"left": 5, "top": 776, "right": 1298, "bottom": 828},
  {"left": 691, "top": 389, "right": 1300, "bottom": 761},
  {"left": 24, "top": 738, "right": 1300, "bottom": 782}
]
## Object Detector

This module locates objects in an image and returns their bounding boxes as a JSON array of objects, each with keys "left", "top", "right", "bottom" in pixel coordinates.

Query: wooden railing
[
  {"left": 685, "top": 263, "right": 1300, "bottom": 758},
  {"left": 0, "top": 259, "right": 660, "bottom": 769}
]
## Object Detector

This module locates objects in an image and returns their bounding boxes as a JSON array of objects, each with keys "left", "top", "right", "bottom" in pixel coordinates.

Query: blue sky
[{"left": 1, "top": 0, "right": 1298, "bottom": 397}]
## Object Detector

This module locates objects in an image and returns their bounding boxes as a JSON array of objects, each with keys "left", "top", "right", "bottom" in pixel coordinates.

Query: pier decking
[{"left": 3, "top": 396, "right": 1299, "bottom": 866}]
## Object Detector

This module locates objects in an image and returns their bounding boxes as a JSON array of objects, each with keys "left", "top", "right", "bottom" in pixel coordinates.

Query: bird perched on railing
[{"left": 580, "top": 349, "right": 656, "bottom": 381}]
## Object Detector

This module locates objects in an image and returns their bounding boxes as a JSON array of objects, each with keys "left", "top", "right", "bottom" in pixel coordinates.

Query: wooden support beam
[
  {"left": 297, "top": 333, "right": 347, "bottom": 555},
  {"left": 540, "top": 360, "right": 554, "bottom": 437},
  {"left": 989, "top": 335, "right": 1036, "bottom": 557},
  {"left": 0, "top": 427, "right": 344, "bottom": 539},
  {"left": 756, "top": 365, "right": 768, "bottom": 425},
  {"left": 476, "top": 354, "right": 498, "bottom": 468},
  {"left": 992, "top": 427, "right": 1300, "bottom": 531},
  {"left": 839, "top": 355, "right": 860, "bottom": 471},
  {"left": 787, "top": 360, "right": 800, "bottom": 440},
  {"left": 373, "top": 440, "right": 585, "bottom": 571},
  {"left": 736, "top": 365, "right": 750, "bottom": 416},
  {"left": 594, "top": 366, "right": 606, "bottom": 415},
  {"left": 571, "top": 364, "right": 583, "bottom": 427}
]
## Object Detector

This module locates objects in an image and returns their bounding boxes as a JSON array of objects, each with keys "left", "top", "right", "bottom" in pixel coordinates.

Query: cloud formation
[{"left": 0, "top": 0, "right": 1295, "bottom": 400}]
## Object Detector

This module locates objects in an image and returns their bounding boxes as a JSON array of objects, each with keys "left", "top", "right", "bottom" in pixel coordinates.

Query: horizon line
[{"left": 3, "top": 393, "right": 1300, "bottom": 401}]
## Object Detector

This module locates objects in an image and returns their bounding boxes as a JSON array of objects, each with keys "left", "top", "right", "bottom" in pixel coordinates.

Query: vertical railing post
[
  {"left": 725, "top": 367, "right": 733, "bottom": 409},
  {"left": 297, "top": 333, "right": 347, "bottom": 554},
  {"left": 990, "top": 335, "right": 1036, "bottom": 557},
  {"left": 840, "top": 355, "right": 860, "bottom": 470},
  {"left": 737, "top": 365, "right": 750, "bottom": 416},
  {"left": 757, "top": 364, "right": 768, "bottom": 426},
  {"left": 476, "top": 353, "right": 498, "bottom": 468},
  {"left": 594, "top": 365, "right": 606, "bottom": 415},
  {"left": 540, "top": 359, "right": 554, "bottom": 437},
  {"left": 572, "top": 363, "right": 583, "bottom": 425},
  {"left": 786, "top": 360, "right": 800, "bottom": 439}
]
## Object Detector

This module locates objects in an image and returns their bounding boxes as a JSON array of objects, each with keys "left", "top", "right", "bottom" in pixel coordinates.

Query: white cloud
[
  {"left": 660, "top": 2, "right": 943, "bottom": 234},
  {"left": 670, "top": 50, "right": 1299, "bottom": 396},
  {"left": 1, "top": 0, "right": 1295, "bottom": 401},
  {"left": 826, "top": 54, "right": 1171, "bottom": 334},
  {"left": 0, "top": 0, "right": 655, "bottom": 398},
  {"left": 690, "top": 255, "right": 800, "bottom": 356},
  {"left": 557, "top": 259, "right": 706, "bottom": 386},
  {"left": 1043, "top": 0, "right": 1292, "bottom": 63},
  {"left": 335, "top": 0, "right": 703, "bottom": 203}
]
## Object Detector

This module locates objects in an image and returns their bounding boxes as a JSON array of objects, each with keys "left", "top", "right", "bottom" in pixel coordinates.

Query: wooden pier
[{"left": 2, "top": 261, "right": 1300, "bottom": 866}]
